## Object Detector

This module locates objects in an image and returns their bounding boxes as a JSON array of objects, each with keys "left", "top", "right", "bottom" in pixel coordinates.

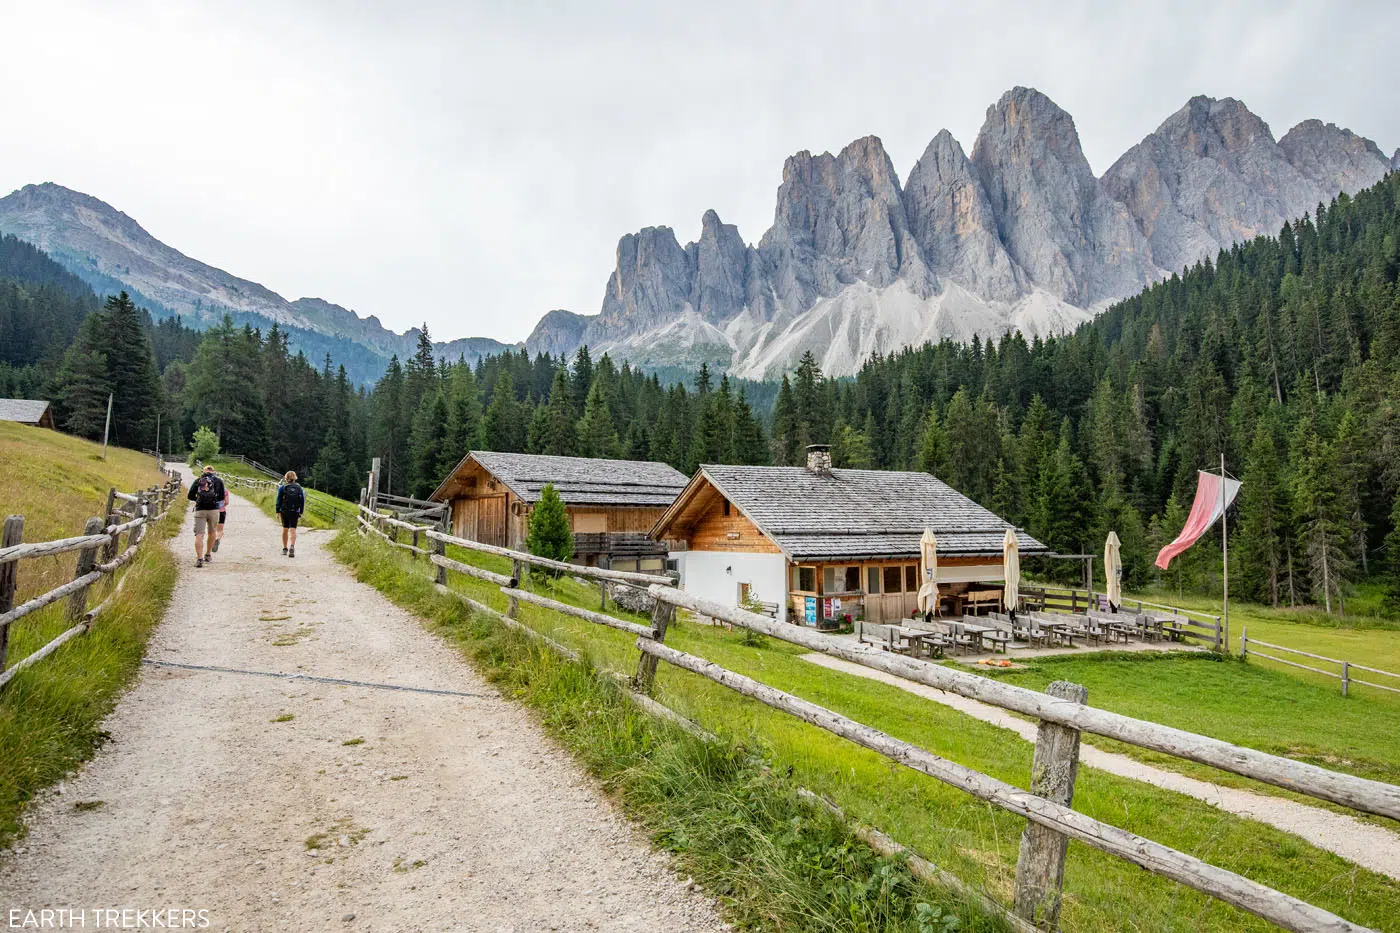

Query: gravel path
[
  {"left": 1, "top": 485, "right": 727, "bottom": 932},
  {"left": 802, "top": 653, "right": 1400, "bottom": 880}
]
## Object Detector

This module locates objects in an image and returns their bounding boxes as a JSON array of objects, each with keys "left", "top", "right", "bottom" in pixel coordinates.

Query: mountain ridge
[
  {"left": 0, "top": 182, "right": 517, "bottom": 384},
  {"left": 528, "top": 88, "right": 1394, "bottom": 378}
]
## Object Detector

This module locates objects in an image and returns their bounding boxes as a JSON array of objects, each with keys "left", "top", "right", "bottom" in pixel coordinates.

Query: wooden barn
[
  {"left": 650, "top": 445, "right": 1047, "bottom": 625},
  {"left": 429, "top": 451, "right": 689, "bottom": 570},
  {"left": 0, "top": 399, "right": 55, "bottom": 429}
]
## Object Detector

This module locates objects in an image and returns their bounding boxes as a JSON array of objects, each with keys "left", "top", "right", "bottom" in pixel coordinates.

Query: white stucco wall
[{"left": 671, "top": 551, "right": 789, "bottom": 623}]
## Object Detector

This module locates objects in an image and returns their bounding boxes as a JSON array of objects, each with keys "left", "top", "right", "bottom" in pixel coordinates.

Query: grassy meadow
[
  {"left": 0, "top": 421, "right": 168, "bottom": 602},
  {"left": 0, "top": 424, "right": 185, "bottom": 845},
  {"left": 331, "top": 529, "right": 1400, "bottom": 933}
]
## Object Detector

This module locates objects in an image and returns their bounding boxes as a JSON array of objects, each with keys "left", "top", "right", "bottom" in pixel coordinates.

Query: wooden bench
[{"left": 964, "top": 589, "right": 1002, "bottom": 614}]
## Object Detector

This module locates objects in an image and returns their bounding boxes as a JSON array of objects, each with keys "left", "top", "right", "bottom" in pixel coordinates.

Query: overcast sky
[{"left": 2, "top": 0, "right": 1395, "bottom": 343}]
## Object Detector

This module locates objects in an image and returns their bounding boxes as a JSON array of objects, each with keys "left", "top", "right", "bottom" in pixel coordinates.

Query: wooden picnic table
[
  {"left": 888, "top": 625, "right": 948, "bottom": 659},
  {"left": 1034, "top": 618, "right": 1078, "bottom": 647}
]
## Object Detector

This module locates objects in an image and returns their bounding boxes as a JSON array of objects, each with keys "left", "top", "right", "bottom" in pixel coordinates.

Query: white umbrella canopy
[
  {"left": 1105, "top": 531, "right": 1123, "bottom": 610},
  {"left": 1002, "top": 528, "right": 1020, "bottom": 616},
  {"left": 917, "top": 528, "right": 939, "bottom": 614}
]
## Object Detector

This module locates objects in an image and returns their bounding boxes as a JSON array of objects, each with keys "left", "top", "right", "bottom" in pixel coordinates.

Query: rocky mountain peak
[
  {"left": 1278, "top": 119, "right": 1392, "bottom": 199},
  {"left": 902, "top": 129, "right": 1023, "bottom": 302},
  {"left": 972, "top": 87, "right": 1154, "bottom": 305},
  {"left": 1161, "top": 96, "right": 1273, "bottom": 158}
]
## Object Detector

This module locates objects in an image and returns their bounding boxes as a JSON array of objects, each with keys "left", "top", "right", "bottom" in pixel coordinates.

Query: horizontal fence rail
[
  {"left": 0, "top": 472, "right": 183, "bottom": 690},
  {"left": 350, "top": 499, "right": 1392, "bottom": 932},
  {"left": 1241, "top": 627, "right": 1400, "bottom": 698},
  {"left": 1020, "top": 584, "right": 1223, "bottom": 651}
]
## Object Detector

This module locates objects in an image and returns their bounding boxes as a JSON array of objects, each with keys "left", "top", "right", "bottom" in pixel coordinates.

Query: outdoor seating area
[{"left": 857, "top": 603, "right": 1212, "bottom": 661}]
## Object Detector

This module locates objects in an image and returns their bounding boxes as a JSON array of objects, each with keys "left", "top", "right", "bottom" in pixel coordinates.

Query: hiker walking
[
  {"left": 187, "top": 465, "right": 226, "bottom": 568},
  {"left": 214, "top": 483, "right": 230, "bottom": 552},
  {"left": 276, "top": 471, "right": 305, "bottom": 557}
]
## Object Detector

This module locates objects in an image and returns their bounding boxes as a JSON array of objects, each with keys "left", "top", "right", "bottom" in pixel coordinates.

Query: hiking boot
[
  {"left": 289, "top": 546, "right": 295, "bottom": 558},
  {"left": 203, "top": 552, "right": 212, "bottom": 563},
  {"left": 196, "top": 558, "right": 203, "bottom": 568},
  {"left": 282, "top": 546, "right": 288, "bottom": 556},
  {"left": 213, "top": 538, "right": 220, "bottom": 552}
]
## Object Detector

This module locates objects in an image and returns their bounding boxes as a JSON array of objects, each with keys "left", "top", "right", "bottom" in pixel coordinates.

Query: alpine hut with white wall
[
  {"left": 429, "top": 451, "right": 688, "bottom": 570},
  {"left": 650, "top": 445, "right": 1047, "bottom": 625}
]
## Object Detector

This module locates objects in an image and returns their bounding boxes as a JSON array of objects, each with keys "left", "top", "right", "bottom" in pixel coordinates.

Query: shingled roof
[
  {"left": 658, "top": 464, "right": 1047, "bottom": 560},
  {"left": 430, "top": 451, "right": 688, "bottom": 508},
  {"left": 0, "top": 399, "right": 53, "bottom": 426}
]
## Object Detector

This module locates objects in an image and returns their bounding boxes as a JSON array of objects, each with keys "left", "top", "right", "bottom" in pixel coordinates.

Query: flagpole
[{"left": 1220, "top": 453, "right": 1229, "bottom": 654}]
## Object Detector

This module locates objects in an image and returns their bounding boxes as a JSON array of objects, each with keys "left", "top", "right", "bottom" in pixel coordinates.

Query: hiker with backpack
[
  {"left": 187, "top": 465, "right": 227, "bottom": 568},
  {"left": 276, "top": 471, "right": 305, "bottom": 557}
]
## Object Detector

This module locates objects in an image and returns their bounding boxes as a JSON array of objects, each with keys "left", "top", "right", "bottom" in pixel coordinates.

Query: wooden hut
[
  {"left": 650, "top": 445, "right": 1047, "bottom": 624},
  {"left": 429, "top": 451, "right": 688, "bottom": 570},
  {"left": 0, "top": 399, "right": 55, "bottom": 429}
]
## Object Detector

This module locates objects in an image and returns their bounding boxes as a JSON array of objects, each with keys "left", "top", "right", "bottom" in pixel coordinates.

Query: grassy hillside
[
  {"left": 0, "top": 424, "right": 183, "bottom": 845},
  {"left": 204, "top": 456, "right": 354, "bottom": 530}
]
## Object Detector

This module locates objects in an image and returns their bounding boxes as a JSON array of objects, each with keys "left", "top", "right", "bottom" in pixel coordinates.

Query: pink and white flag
[{"left": 1155, "top": 471, "right": 1241, "bottom": 570}]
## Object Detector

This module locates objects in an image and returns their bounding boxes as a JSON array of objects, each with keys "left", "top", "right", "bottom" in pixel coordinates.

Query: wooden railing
[
  {"left": 0, "top": 473, "right": 184, "bottom": 690},
  {"left": 1241, "top": 628, "right": 1400, "bottom": 698},
  {"left": 351, "top": 510, "right": 1391, "bottom": 932}
]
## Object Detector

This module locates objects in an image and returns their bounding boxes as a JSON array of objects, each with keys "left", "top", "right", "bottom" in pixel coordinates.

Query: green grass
[
  {"left": 1122, "top": 585, "right": 1400, "bottom": 705},
  {"left": 0, "top": 492, "right": 186, "bottom": 846},
  {"left": 0, "top": 422, "right": 167, "bottom": 601},
  {"left": 331, "top": 531, "right": 1400, "bottom": 933},
  {"left": 204, "top": 457, "right": 352, "bottom": 530},
  {"left": 974, "top": 651, "right": 1400, "bottom": 818}
]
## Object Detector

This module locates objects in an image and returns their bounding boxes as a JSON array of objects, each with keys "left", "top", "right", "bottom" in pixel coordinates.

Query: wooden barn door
[{"left": 480, "top": 496, "right": 507, "bottom": 547}]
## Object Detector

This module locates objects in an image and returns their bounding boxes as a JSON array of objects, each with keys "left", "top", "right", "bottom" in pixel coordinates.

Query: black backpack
[
  {"left": 280, "top": 483, "right": 304, "bottom": 513},
  {"left": 195, "top": 474, "right": 221, "bottom": 509}
]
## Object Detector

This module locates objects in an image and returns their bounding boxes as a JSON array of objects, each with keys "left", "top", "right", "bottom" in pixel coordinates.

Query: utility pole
[
  {"left": 1220, "top": 453, "right": 1229, "bottom": 653},
  {"left": 155, "top": 411, "right": 161, "bottom": 455},
  {"left": 101, "top": 393, "right": 113, "bottom": 460}
]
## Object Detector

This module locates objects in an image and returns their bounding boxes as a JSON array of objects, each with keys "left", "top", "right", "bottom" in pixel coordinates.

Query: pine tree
[
  {"left": 1238, "top": 423, "right": 1288, "bottom": 605},
  {"left": 409, "top": 387, "right": 449, "bottom": 498},
  {"left": 772, "top": 375, "right": 799, "bottom": 465},
  {"left": 525, "top": 482, "right": 573, "bottom": 565},
  {"left": 484, "top": 370, "right": 526, "bottom": 452},
  {"left": 101, "top": 292, "right": 161, "bottom": 447},
  {"left": 578, "top": 377, "right": 620, "bottom": 458},
  {"left": 51, "top": 315, "right": 111, "bottom": 438},
  {"left": 730, "top": 388, "right": 768, "bottom": 466},
  {"left": 442, "top": 364, "right": 484, "bottom": 468},
  {"left": 916, "top": 403, "right": 949, "bottom": 478},
  {"left": 537, "top": 370, "right": 579, "bottom": 456}
]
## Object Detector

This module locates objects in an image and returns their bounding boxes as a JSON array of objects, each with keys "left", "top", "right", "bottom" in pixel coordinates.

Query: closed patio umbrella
[
  {"left": 1105, "top": 531, "right": 1123, "bottom": 610},
  {"left": 1002, "top": 528, "right": 1020, "bottom": 616},
  {"left": 917, "top": 528, "right": 939, "bottom": 615}
]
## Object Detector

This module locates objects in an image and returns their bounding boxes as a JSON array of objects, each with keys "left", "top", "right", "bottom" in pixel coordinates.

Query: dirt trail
[
  {"left": 802, "top": 653, "right": 1400, "bottom": 880},
  {"left": 1, "top": 481, "right": 725, "bottom": 932}
]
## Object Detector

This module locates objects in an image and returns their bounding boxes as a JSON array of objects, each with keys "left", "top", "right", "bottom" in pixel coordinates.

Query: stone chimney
[{"left": 806, "top": 444, "right": 832, "bottom": 474}]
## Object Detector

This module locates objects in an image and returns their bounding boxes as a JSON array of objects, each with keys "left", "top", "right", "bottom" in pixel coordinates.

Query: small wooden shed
[
  {"left": 429, "top": 451, "right": 689, "bottom": 570},
  {"left": 650, "top": 445, "right": 1047, "bottom": 624},
  {"left": 0, "top": 399, "right": 55, "bottom": 429}
]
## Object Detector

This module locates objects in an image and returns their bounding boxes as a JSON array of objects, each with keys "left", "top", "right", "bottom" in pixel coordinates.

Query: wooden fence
[
  {"left": 352, "top": 506, "right": 1393, "bottom": 932},
  {"left": 1241, "top": 627, "right": 1400, "bottom": 698},
  {"left": 0, "top": 473, "right": 184, "bottom": 690}
]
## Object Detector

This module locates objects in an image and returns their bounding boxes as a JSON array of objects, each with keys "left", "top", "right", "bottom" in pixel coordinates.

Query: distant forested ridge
[{"left": 6, "top": 173, "right": 1399, "bottom": 613}]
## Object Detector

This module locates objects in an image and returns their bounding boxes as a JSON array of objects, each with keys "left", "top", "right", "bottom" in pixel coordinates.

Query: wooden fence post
[
  {"left": 131, "top": 493, "right": 147, "bottom": 548},
  {"left": 66, "top": 518, "right": 105, "bottom": 622},
  {"left": 1342, "top": 661, "right": 1350, "bottom": 698},
  {"left": 0, "top": 515, "right": 23, "bottom": 682},
  {"left": 1014, "top": 679, "right": 1088, "bottom": 929},
  {"left": 507, "top": 559, "right": 525, "bottom": 619},
  {"left": 599, "top": 580, "right": 608, "bottom": 611},
  {"left": 411, "top": 527, "right": 420, "bottom": 558},
  {"left": 634, "top": 598, "right": 676, "bottom": 695},
  {"left": 1240, "top": 625, "right": 1247, "bottom": 659},
  {"left": 101, "top": 487, "right": 119, "bottom": 562},
  {"left": 433, "top": 536, "right": 447, "bottom": 587}
]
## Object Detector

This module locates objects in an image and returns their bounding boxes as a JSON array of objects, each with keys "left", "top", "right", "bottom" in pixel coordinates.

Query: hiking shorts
[
  {"left": 280, "top": 512, "right": 300, "bottom": 529},
  {"left": 218, "top": 511, "right": 227, "bottom": 525},
  {"left": 194, "top": 510, "right": 220, "bottom": 536}
]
